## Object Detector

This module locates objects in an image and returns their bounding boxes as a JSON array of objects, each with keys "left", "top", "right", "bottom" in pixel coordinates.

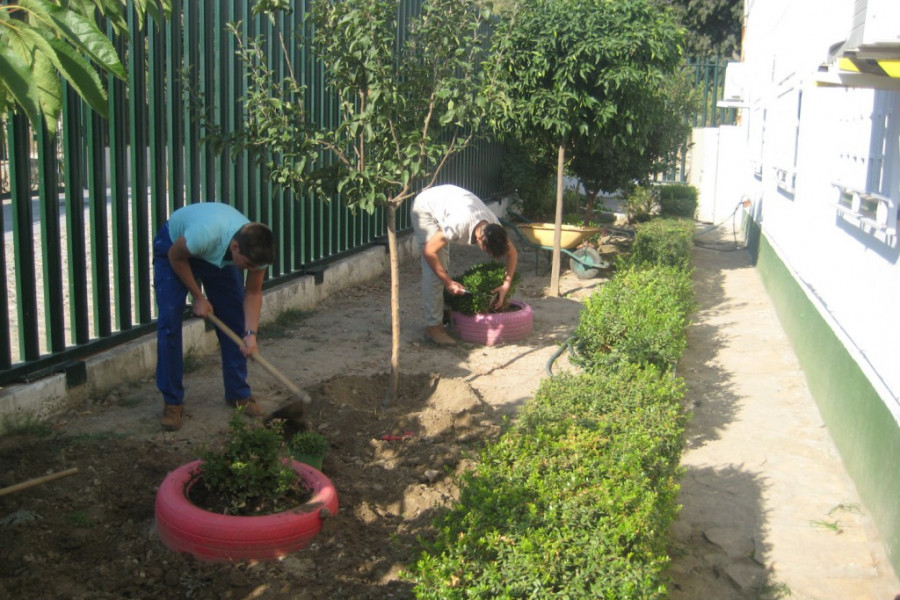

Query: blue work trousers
[{"left": 153, "top": 223, "right": 250, "bottom": 406}]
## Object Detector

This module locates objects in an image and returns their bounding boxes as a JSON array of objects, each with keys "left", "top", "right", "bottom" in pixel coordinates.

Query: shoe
[
  {"left": 160, "top": 403, "right": 184, "bottom": 431},
  {"left": 425, "top": 325, "right": 457, "bottom": 346},
  {"left": 232, "top": 397, "right": 265, "bottom": 418}
]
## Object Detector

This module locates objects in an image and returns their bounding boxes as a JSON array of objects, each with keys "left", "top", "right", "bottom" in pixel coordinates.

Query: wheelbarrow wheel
[{"left": 569, "top": 247, "right": 607, "bottom": 279}]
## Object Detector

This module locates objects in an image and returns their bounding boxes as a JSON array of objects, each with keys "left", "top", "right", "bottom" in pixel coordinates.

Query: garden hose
[
  {"left": 693, "top": 200, "right": 747, "bottom": 251},
  {"left": 546, "top": 335, "right": 578, "bottom": 376}
]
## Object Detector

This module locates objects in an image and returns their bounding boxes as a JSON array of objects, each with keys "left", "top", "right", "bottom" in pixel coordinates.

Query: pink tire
[
  {"left": 451, "top": 300, "right": 533, "bottom": 346},
  {"left": 155, "top": 459, "right": 338, "bottom": 562}
]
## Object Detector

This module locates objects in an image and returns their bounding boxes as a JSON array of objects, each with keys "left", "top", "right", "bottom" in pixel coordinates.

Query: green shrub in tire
[{"left": 154, "top": 459, "right": 338, "bottom": 562}]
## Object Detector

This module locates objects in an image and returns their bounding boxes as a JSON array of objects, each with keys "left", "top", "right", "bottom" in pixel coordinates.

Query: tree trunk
[
  {"left": 383, "top": 203, "right": 401, "bottom": 407},
  {"left": 549, "top": 143, "right": 566, "bottom": 297}
]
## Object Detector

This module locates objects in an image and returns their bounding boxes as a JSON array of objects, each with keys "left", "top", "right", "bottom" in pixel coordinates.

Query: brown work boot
[
  {"left": 425, "top": 325, "right": 457, "bottom": 346},
  {"left": 232, "top": 397, "right": 265, "bottom": 418},
  {"left": 160, "top": 403, "right": 184, "bottom": 431}
]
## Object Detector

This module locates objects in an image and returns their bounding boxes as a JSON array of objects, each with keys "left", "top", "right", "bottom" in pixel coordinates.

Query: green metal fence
[
  {"left": 688, "top": 57, "right": 739, "bottom": 128},
  {"left": 0, "top": 0, "right": 503, "bottom": 385}
]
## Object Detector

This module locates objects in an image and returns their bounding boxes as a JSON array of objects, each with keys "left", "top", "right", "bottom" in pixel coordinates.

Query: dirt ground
[{"left": 0, "top": 235, "right": 632, "bottom": 599}]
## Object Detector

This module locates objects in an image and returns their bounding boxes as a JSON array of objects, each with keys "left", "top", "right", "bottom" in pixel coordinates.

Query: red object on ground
[
  {"left": 380, "top": 431, "right": 415, "bottom": 441},
  {"left": 155, "top": 459, "right": 338, "bottom": 562}
]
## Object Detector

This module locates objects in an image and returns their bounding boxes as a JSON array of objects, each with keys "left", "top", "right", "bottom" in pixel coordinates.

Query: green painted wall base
[{"left": 748, "top": 220, "right": 900, "bottom": 576}]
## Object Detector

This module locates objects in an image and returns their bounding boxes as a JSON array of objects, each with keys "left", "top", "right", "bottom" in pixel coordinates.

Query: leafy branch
[{"left": 0, "top": 0, "right": 171, "bottom": 133}]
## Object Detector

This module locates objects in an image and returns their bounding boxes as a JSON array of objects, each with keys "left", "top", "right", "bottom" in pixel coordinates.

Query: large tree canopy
[
  {"left": 569, "top": 69, "right": 695, "bottom": 219},
  {"left": 484, "top": 0, "right": 685, "bottom": 293}
]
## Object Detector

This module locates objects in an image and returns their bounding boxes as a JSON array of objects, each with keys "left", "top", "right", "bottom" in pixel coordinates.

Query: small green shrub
[
  {"left": 266, "top": 308, "right": 311, "bottom": 339},
  {"left": 288, "top": 431, "right": 328, "bottom": 456},
  {"left": 444, "top": 263, "right": 521, "bottom": 316},
  {"left": 624, "top": 184, "right": 658, "bottom": 223},
  {"left": 626, "top": 218, "right": 696, "bottom": 270},
  {"left": 0, "top": 414, "right": 53, "bottom": 438},
  {"left": 194, "top": 410, "right": 307, "bottom": 516},
  {"left": 573, "top": 265, "right": 695, "bottom": 372},
  {"left": 658, "top": 184, "right": 698, "bottom": 219}
]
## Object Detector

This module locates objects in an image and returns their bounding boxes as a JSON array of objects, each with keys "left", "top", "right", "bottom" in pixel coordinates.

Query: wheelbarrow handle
[{"left": 205, "top": 314, "right": 301, "bottom": 396}]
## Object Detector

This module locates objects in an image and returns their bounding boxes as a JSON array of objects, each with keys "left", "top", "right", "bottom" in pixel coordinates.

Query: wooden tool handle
[
  {"left": 0, "top": 467, "right": 79, "bottom": 496},
  {"left": 205, "top": 314, "right": 301, "bottom": 395}
]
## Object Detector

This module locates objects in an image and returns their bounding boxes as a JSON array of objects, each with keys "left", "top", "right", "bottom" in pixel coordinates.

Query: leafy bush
[
  {"left": 444, "top": 263, "right": 521, "bottom": 315},
  {"left": 624, "top": 184, "right": 658, "bottom": 223},
  {"left": 410, "top": 218, "right": 695, "bottom": 599},
  {"left": 194, "top": 410, "right": 307, "bottom": 516},
  {"left": 658, "top": 184, "right": 698, "bottom": 219},
  {"left": 500, "top": 139, "right": 557, "bottom": 220},
  {"left": 626, "top": 218, "right": 696, "bottom": 270},
  {"left": 573, "top": 265, "right": 695, "bottom": 372},
  {"left": 288, "top": 431, "right": 328, "bottom": 456},
  {"left": 411, "top": 365, "right": 686, "bottom": 598}
]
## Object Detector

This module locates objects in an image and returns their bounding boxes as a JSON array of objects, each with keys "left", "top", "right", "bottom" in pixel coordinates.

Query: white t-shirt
[{"left": 412, "top": 185, "right": 499, "bottom": 245}]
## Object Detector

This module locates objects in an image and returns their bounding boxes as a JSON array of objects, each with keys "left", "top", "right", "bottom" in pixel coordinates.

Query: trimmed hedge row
[
  {"left": 625, "top": 218, "right": 696, "bottom": 271},
  {"left": 658, "top": 184, "right": 698, "bottom": 220},
  {"left": 410, "top": 218, "right": 696, "bottom": 598},
  {"left": 573, "top": 265, "right": 695, "bottom": 372}
]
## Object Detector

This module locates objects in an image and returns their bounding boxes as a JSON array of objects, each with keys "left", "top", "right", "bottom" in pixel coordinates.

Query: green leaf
[
  {"left": 0, "top": 43, "right": 44, "bottom": 131},
  {"left": 30, "top": 42, "right": 63, "bottom": 125},
  {"left": 22, "top": 0, "right": 127, "bottom": 80},
  {"left": 37, "top": 29, "right": 108, "bottom": 117}
]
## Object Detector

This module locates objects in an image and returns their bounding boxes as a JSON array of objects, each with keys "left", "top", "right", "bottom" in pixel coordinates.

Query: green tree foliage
[
  {"left": 569, "top": 68, "right": 696, "bottom": 224},
  {"left": 484, "top": 0, "right": 685, "bottom": 294},
  {"left": 667, "top": 0, "right": 743, "bottom": 58},
  {"left": 0, "top": 0, "right": 171, "bottom": 133},
  {"left": 212, "top": 0, "right": 492, "bottom": 404}
]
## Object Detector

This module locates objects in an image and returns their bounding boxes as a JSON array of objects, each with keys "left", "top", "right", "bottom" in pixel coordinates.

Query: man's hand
[
  {"left": 192, "top": 296, "right": 213, "bottom": 319},
  {"left": 241, "top": 333, "right": 258, "bottom": 357},
  {"left": 491, "top": 280, "right": 513, "bottom": 309},
  {"left": 446, "top": 280, "right": 467, "bottom": 295}
]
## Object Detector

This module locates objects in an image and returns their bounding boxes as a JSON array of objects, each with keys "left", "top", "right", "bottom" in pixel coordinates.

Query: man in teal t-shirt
[{"left": 153, "top": 203, "right": 275, "bottom": 431}]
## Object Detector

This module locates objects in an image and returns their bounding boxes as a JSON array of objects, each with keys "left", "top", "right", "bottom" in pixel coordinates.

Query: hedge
[{"left": 409, "top": 216, "right": 696, "bottom": 598}]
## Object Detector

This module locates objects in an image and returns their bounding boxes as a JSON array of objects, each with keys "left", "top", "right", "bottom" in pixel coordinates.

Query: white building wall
[{"left": 738, "top": 0, "right": 900, "bottom": 416}]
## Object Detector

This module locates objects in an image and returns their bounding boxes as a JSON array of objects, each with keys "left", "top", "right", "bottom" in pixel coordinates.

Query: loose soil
[{"left": 0, "top": 236, "right": 630, "bottom": 600}]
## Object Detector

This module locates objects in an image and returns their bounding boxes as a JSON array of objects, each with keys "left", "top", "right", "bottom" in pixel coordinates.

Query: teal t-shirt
[{"left": 167, "top": 203, "right": 249, "bottom": 268}]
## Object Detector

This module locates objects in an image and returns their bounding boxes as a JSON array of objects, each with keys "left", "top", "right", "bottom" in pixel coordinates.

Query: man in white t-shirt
[{"left": 411, "top": 185, "right": 518, "bottom": 345}]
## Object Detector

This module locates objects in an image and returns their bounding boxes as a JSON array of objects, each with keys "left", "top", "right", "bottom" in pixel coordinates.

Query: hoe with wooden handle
[{"left": 205, "top": 313, "right": 311, "bottom": 406}]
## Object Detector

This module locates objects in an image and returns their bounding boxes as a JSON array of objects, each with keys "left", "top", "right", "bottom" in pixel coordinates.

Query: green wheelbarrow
[{"left": 501, "top": 217, "right": 611, "bottom": 279}]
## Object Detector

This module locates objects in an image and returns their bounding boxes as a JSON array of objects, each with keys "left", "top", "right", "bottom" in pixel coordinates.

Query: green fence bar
[
  {"left": 63, "top": 86, "right": 91, "bottom": 347},
  {"left": 9, "top": 114, "right": 40, "bottom": 361}
]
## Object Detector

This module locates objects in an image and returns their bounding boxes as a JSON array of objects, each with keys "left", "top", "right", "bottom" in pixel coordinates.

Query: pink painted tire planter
[
  {"left": 451, "top": 300, "right": 533, "bottom": 346},
  {"left": 155, "top": 459, "right": 338, "bottom": 562}
]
